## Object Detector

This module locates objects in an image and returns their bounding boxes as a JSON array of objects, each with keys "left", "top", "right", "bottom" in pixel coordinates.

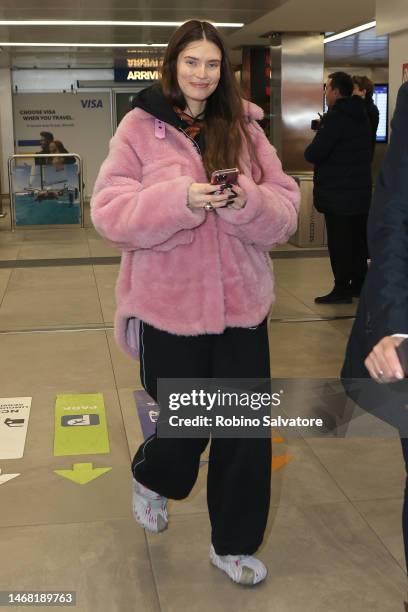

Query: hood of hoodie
[
  {"left": 132, "top": 84, "right": 184, "bottom": 129},
  {"left": 332, "top": 95, "right": 369, "bottom": 124},
  {"left": 131, "top": 83, "right": 264, "bottom": 125}
]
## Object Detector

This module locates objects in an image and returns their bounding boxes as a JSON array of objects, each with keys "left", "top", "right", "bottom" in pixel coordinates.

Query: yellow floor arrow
[
  {"left": 54, "top": 462, "right": 112, "bottom": 485},
  {"left": 272, "top": 454, "right": 293, "bottom": 472}
]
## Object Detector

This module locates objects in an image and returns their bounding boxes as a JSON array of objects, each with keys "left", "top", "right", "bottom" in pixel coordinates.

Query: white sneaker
[
  {"left": 132, "top": 477, "right": 168, "bottom": 533},
  {"left": 210, "top": 544, "right": 267, "bottom": 585}
]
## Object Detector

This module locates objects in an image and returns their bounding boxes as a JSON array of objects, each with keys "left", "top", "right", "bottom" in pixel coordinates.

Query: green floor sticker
[{"left": 54, "top": 394, "right": 110, "bottom": 456}]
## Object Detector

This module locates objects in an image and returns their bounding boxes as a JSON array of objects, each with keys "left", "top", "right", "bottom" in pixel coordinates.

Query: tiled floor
[{"left": 0, "top": 214, "right": 406, "bottom": 612}]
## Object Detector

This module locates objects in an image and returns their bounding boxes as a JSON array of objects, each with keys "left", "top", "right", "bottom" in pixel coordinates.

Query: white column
[
  {"left": 388, "top": 30, "right": 408, "bottom": 117},
  {"left": 0, "top": 69, "right": 14, "bottom": 196},
  {"left": 376, "top": 0, "right": 408, "bottom": 117}
]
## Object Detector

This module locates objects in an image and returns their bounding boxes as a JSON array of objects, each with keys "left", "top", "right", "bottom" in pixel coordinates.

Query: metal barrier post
[
  {"left": 0, "top": 169, "right": 6, "bottom": 218},
  {"left": 78, "top": 156, "right": 85, "bottom": 229},
  {"left": 289, "top": 173, "right": 326, "bottom": 248},
  {"left": 8, "top": 156, "right": 15, "bottom": 229}
]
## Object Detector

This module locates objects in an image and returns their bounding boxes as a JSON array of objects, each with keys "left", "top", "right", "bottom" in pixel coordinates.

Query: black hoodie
[
  {"left": 132, "top": 84, "right": 205, "bottom": 155},
  {"left": 304, "top": 95, "right": 372, "bottom": 215}
]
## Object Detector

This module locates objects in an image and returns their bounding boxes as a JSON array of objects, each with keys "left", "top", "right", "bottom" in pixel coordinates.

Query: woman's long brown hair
[{"left": 161, "top": 20, "right": 263, "bottom": 182}]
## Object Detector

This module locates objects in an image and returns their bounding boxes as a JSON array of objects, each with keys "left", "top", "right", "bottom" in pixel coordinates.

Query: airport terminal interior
[{"left": 0, "top": 1, "right": 408, "bottom": 610}]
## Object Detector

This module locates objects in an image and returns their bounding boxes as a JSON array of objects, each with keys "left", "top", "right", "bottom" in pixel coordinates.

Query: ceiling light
[
  {"left": 324, "top": 21, "right": 376, "bottom": 43},
  {"left": 0, "top": 42, "right": 168, "bottom": 48},
  {"left": 0, "top": 20, "right": 244, "bottom": 28}
]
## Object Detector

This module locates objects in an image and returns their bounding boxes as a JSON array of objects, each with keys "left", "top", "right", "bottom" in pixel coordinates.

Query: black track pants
[{"left": 131, "top": 319, "right": 272, "bottom": 556}]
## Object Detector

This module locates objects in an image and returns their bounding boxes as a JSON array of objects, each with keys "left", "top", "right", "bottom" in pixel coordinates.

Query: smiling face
[{"left": 176, "top": 39, "right": 221, "bottom": 112}]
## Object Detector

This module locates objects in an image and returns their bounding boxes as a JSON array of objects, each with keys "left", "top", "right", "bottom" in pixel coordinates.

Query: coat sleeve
[
  {"left": 90, "top": 113, "right": 205, "bottom": 251},
  {"left": 368, "top": 200, "right": 408, "bottom": 341},
  {"left": 215, "top": 121, "right": 300, "bottom": 250},
  {"left": 369, "top": 104, "right": 380, "bottom": 156},
  {"left": 304, "top": 112, "right": 341, "bottom": 164},
  {"left": 365, "top": 84, "right": 408, "bottom": 341}
]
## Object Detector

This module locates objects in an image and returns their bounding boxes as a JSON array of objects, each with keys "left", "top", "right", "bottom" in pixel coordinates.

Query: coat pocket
[
  {"left": 141, "top": 162, "right": 182, "bottom": 187},
  {"left": 150, "top": 229, "right": 195, "bottom": 252}
]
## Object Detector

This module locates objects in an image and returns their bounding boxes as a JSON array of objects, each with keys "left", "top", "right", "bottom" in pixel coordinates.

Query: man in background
[
  {"left": 305, "top": 72, "right": 372, "bottom": 303},
  {"left": 35, "top": 131, "right": 54, "bottom": 165}
]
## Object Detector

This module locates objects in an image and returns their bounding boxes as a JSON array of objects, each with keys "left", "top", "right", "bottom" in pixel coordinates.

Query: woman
[
  {"left": 91, "top": 20, "right": 299, "bottom": 585},
  {"left": 352, "top": 75, "right": 380, "bottom": 157},
  {"left": 48, "top": 140, "right": 76, "bottom": 166}
]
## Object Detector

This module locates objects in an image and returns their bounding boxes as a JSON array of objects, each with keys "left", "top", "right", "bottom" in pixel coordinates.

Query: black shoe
[{"left": 314, "top": 290, "right": 352, "bottom": 304}]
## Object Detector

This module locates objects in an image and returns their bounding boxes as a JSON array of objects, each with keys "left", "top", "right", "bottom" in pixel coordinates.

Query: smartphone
[
  {"left": 210, "top": 168, "right": 239, "bottom": 207},
  {"left": 210, "top": 168, "right": 239, "bottom": 188},
  {"left": 396, "top": 338, "right": 408, "bottom": 377}
]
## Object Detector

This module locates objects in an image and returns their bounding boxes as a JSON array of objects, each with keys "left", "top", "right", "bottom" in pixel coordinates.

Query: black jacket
[
  {"left": 35, "top": 145, "right": 49, "bottom": 166},
  {"left": 365, "top": 99, "right": 380, "bottom": 155},
  {"left": 304, "top": 96, "right": 372, "bottom": 216},
  {"left": 342, "top": 82, "right": 408, "bottom": 380}
]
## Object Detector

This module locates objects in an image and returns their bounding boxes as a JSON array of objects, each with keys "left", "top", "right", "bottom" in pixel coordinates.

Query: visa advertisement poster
[{"left": 13, "top": 92, "right": 112, "bottom": 198}]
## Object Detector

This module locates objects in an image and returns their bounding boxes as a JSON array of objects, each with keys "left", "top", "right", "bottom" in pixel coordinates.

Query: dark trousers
[
  {"left": 401, "top": 438, "right": 408, "bottom": 573},
  {"left": 324, "top": 213, "right": 369, "bottom": 294},
  {"left": 131, "top": 319, "right": 272, "bottom": 556}
]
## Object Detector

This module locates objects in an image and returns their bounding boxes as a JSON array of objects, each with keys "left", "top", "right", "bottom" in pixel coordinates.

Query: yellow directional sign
[{"left": 54, "top": 462, "right": 112, "bottom": 485}]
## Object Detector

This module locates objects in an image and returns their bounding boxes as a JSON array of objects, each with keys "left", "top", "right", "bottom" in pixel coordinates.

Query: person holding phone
[{"left": 91, "top": 20, "right": 299, "bottom": 586}]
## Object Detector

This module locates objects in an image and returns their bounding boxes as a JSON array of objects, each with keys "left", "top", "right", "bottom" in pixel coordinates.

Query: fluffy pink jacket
[{"left": 91, "top": 100, "right": 300, "bottom": 359}]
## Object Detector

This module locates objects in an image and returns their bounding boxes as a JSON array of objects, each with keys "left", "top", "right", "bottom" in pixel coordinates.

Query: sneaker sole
[
  {"left": 132, "top": 507, "right": 168, "bottom": 533},
  {"left": 209, "top": 549, "right": 267, "bottom": 586}
]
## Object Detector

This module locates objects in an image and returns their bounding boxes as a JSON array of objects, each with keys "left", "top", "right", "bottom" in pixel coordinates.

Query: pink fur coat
[{"left": 91, "top": 101, "right": 300, "bottom": 358}]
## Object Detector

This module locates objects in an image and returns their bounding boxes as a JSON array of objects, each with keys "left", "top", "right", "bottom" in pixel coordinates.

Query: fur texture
[{"left": 91, "top": 100, "right": 300, "bottom": 358}]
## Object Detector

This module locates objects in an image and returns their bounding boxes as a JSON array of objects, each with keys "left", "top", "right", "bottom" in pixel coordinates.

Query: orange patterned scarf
[{"left": 173, "top": 106, "right": 205, "bottom": 140}]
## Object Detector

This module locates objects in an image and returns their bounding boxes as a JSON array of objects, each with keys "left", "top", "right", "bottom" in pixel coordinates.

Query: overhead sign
[
  {"left": 114, "top": 54, "right": 164, "bottom": 82},
  {"left": 116, "top": 69, "right": 160, "bottom": 82},
  {"left": 54, "top": 393, "right": 110, "bottom": 456},
  {"left": 0, "top": 397, "right": 31, "bottom": 459}
]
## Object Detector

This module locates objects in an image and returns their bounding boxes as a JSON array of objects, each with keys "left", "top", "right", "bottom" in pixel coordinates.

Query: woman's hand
[
  {"left": 187, "top": 183, "right": 230, "bottom": 210},
  {"left": 226, "top": 184, "right": 247, "bottom": 210},
  {"left": 364, "top": 336, "right": 405, "bottom": 383}
]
